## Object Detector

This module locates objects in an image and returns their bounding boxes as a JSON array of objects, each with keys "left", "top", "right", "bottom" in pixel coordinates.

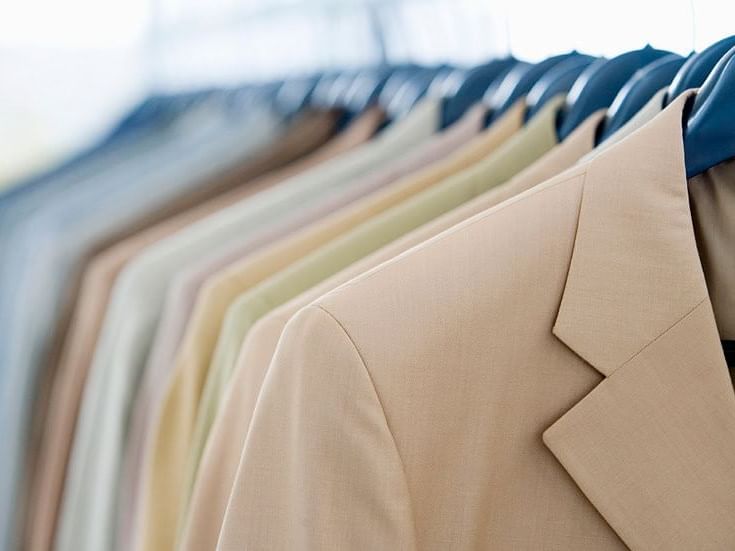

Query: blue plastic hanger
[
  {"left": 308, "top": 70, "right": 369, "bottom": 129},
  {"left": 439, "top": 57, "right": 518, "bottom": 129},
  {"left": 484, "top": 52, "right": 579, "bottom": 125},
  {"left": 666, "top": 35, "right": 735, "bottom": 104},
  {"left": 556, "top": 46, "right": 671, "bottom": 140},
  {"left": 309, "top": 72, "right": 342, "bottom": 108},
  {"left": 379, "top": 64, "right": 419, "bottom": 96},
  {"left": 343, "top": 67, "right": 394, "bottom": 114},
  {"left": 223, "top": 81, "right": 286, "bottom": 117},
  {"left": 427, "top": 67, "right": 461, "bottom": 99},
  {"left": 377, "top": 64, "right": 423, "bottom": 110},
  {"left": 371, "top": 65, "right": 430, "bottom": 129},
  {"left": 598, "top": 53, "right": 687, "bottom": 142},
  {"left": 223, "top": 81, "right": 278, "bottom": 110},
  {"left": 684, "top": 45, "right": 735, "bottom": 178},
  {"left": 524, "top": 55, "right": 596, "bottom": 121},
  {"left": 257, "top": 80, "right": 286, "bottom": 98},
  {"left": 384, "top": 65, "right": 452, "bottom": 120},
  {"left": 275, "top": 75, "right": 321, "bottom": 116},
  {"left": 328, "top": 71, "right": 363, "bottom": 109}
]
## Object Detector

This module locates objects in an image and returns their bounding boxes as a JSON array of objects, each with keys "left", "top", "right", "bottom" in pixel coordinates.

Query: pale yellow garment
[{"left": 139, "top": 101, "right": 524, "bottom": 551}]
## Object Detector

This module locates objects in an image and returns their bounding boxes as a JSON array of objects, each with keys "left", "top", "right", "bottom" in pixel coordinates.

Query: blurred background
[{"left": 1, "top": 0, "right": 734, "bottom": 183}]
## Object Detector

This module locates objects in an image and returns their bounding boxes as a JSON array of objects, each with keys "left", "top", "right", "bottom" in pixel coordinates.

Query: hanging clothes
[
  {"left": 217, "top": 91, "right": 735, "bottom": 551},
  {"left": 0, "top": 96, "right": 285, "bottom": 551},
  {"left": 22, "top": 105, "right": 348, "bottom": 551},
  {"left": 4, "top": 29, "right": 735, "bottom": 551},
  {"left": 112, "top": 104, "right": 385, "bottom": 551},
  {"left": 55, "top": 97, "right": 440, "bottom": 551},
  {"left": 179, "top": 102, "right": 609, "bottom": 551},
  {"left": 135, "top": 99, "right": 486, "bottom": 551}
]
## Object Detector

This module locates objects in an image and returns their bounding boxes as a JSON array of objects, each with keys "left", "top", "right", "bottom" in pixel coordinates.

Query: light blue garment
[
  {"left": 0, "top": 89, "right": 214, "bottom": 204},
  {"left": 0, "top": 94, "right": 284, "bottom": 551},
  {"left": 0, "top": 101, "right": 181, "bottom": 395},
  {"left": 0, "top": 114, "right": 173, "bottom": 551}
]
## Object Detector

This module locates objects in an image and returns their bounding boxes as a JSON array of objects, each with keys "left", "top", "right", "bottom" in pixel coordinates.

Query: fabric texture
[
  {"left": 57, "top": 98, "right": 439, "bottom": 551},
  {"left": 219, "top": 92, "right": 735, "bottom": 550},
  {"left": 181, "top": 107, "right": 606, "bottom": 551},
  {"left": 196, "top": 93, "right": 562, "bottom": 468},
  {"left": 138, "top": 101, "right": 485, "bottom": 551}
]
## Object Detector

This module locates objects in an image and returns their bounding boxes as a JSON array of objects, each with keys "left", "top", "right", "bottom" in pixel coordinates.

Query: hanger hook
[
  {"left": 689, "top": 0, "right": 697, "bottom": 52},
  {"left": 503, "top": 0, "right": 513, "bottom": 57}
]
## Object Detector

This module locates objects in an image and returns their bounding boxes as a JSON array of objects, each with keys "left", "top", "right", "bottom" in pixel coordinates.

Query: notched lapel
[
  {"left": 552, "top": 92, "right": 707, "bottom": 376},
  {"left": 542, "top": 92, "right": 735, "bottom": 549},
  {"left": 545, "top": 299, "right": 735, "bottom": 550}
]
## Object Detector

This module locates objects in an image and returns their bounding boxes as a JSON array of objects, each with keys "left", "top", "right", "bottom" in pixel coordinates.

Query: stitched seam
[
  {"left": 555, "top": 167, "right": 589, "bottom": 320},
  {"left": 315, "top": 304, "right": 418, "bottom": 545},
  {"left": 619, "top": 297, "right": 708, "bottom": 369}
]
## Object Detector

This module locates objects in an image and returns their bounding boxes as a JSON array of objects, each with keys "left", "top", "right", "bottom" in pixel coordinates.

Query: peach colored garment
[
  {"left": 23, "top": 107, "right": 378, "bottom": 551},
  {"left": 180, "top": 109, "right": 605, "bottom": 551},
  {"left": 221, "top": 92, "right": 735, "bottom": 550}
]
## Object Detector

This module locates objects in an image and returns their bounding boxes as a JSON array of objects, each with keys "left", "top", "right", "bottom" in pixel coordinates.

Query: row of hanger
[{"left": 266, "top": 35, "right": 735, "bottom": 180}]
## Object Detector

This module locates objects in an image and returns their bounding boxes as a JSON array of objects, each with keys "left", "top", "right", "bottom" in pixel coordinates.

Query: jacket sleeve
[{"left": 217, "top": 304, "right": 417, "bottom": 551}]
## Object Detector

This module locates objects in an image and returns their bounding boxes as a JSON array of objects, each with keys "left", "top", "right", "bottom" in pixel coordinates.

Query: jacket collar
[
  {"left": 553, "top": 91, "right": 709, "bottom": 376},
  {"left": 545, "top": 91, "right": 735, "bottom": 549}
]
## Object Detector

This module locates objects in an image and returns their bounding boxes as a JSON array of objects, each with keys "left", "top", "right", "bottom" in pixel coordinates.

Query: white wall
[
  {"left": 498, "top": 0, "right": 735, "bottom": 60},
  {"left": 0, "top": 0, "right": 733, "bottom": 175}
]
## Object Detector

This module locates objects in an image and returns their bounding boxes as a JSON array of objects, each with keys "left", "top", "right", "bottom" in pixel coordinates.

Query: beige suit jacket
[{"left": 218, "top": 92, "right": 735, "bottom": 550}]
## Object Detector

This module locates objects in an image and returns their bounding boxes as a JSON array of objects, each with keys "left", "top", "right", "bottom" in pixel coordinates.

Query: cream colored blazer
[{"left": 219, "top": 92, "right": 735, "bottom": 550}]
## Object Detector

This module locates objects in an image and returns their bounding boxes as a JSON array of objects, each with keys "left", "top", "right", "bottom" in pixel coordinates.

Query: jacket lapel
[{"left": 544, "top": 92, "right": 735, "bottom": 550}]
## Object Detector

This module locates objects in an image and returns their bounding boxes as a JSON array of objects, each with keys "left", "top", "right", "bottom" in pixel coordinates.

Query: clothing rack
[{"left": 1, "top": 6, "right": 735, "bottom": 551}]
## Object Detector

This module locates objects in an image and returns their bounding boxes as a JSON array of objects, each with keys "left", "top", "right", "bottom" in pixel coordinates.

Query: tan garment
[
  {"left": 219, "top": 92, "right": 735, "bottom": 550},
  {"left": 179, "top": 108, "right": 605, "bottom": 551},
  {"left": 24, "top": 107, "right": 380, "bottom": 551}
]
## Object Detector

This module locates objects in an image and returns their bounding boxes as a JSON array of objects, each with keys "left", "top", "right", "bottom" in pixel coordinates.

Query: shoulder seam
[{"left": 313, "top": 304, "right": 418, "bottom": 544}]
